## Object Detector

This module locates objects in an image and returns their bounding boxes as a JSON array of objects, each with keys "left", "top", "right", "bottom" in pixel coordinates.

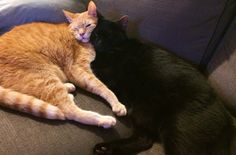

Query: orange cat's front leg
[{"left": 66, "top": 66, "right": 127, "bottom": 116}]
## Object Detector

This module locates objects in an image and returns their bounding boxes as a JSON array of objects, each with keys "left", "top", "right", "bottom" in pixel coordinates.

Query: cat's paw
[
  {"left": 94, "top": 143, "right": 113, "bottom": 155},
  {"left": 68, "top": 93, "right": 74, "bottom": 101},
  {"left": 64, "top": 83, "right": 76, "bottom": 93},
  {"left": 112, "top": 103, "right": 127, "bottom": 116},
  {"left": 98, "top": 116, "right": 116, "bottom": 128}
]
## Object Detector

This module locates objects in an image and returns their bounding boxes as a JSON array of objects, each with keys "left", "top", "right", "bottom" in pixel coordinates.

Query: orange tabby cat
[{"left": 0, "top": 1, "right": 126, "bottom": 128}]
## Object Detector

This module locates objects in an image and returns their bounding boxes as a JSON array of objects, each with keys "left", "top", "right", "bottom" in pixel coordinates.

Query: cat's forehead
[{"left": 75, "top": 11, "right": 97, "bottom": 23}]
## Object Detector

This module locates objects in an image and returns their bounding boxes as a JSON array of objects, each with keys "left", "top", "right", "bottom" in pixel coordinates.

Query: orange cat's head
[{"left": 63, "top": 1, "right": 97, "bottom": 43}]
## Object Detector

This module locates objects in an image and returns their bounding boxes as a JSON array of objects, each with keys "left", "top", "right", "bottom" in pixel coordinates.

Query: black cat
[{"left": 90, "top": 14, "right": 235, "bottom": 155}]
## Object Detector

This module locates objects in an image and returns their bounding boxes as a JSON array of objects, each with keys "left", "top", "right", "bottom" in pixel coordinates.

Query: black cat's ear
[
  {"left": 117, "top": 15, "right": 129, "bottom": 30},
  {"left": 63, "top": 10, "right": 77, "bottom": 23},
  {"left": 88, "top": 1, "right": 97, "bottom": 17}
]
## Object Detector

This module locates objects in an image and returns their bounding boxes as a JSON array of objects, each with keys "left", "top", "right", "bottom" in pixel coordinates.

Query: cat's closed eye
[
  {"left": 72, "top": 27, "right": 79, "bottom": 31},
  {"left": 86, "top": 24, "right": 91, "bottom": 27}
]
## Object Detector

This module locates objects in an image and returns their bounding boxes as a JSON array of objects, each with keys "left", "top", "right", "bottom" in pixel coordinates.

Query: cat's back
[
  {"left": 1, "top": 22, "right": 70, "bottom": 38},
  {"left": 0, "top": 22, "right": 78, "bottom": 69},
  {"left": 117, "top": 40, "right": 210, "bottom": 99},
  {"left": 0, "top": 22, "right": 74, "bottom": 51}
]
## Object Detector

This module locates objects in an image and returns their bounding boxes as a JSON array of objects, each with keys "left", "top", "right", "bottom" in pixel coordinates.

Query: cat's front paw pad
[
  {"left": 94, "top": 143, "right": 113, "bottom": 155},
  {"left": 112, "top": 103, "right": 127, "bottom": 116},
  {"left": 98, "top": 116, "right": 116, "bottom": 129}
]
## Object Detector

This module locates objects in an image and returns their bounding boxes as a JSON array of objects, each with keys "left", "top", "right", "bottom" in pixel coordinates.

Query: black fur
[{"left": 90, "top": 15, "right": 234, "bottom": 155}]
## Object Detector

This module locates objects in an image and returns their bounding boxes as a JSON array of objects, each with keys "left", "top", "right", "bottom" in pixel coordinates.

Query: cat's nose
[{"left": 80, "top": 32, "right": 85, "bottom": 36}]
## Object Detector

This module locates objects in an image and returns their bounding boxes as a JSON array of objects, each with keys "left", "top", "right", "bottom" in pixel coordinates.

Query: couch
[{"left": 0, "top": 0, "right": 235, "bottom": 154}]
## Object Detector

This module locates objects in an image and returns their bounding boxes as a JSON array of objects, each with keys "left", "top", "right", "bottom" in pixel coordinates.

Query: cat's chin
[
  {"left": 75, "top": 36, "right": 89, "bottom": 43},
  {"left": 81, "top": 38, "right": 89, "bottom": 43}
]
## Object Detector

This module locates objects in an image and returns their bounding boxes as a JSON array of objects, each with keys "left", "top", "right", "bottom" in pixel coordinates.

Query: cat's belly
[{"left": 0, "top": 63, "right": 68, "bottom": 88}]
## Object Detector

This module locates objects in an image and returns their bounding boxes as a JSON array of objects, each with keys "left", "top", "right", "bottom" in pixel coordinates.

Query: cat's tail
[{"left": 0, "top": 86, "right": 65, "bottom": 120}]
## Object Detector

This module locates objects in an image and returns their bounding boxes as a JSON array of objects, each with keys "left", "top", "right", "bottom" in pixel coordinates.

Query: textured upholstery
[
  {"left": 207, "top": 17, "right": 236, "bottom": 116},
  {"left": 92, "top": 0, "right": 228, "bottom": 63},
  {"left": 200, "top": 0, "right": 236, "bottom": 68},
  {"left": 0, "top": 0, "right": 85, "bottom": 35},
  {"left": 207, "top": 17, "right": 236, "bottom": 154}
]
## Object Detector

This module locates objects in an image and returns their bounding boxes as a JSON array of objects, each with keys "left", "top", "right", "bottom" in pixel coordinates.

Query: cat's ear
[
  {"left": 87, "top": 1, "right": 97, "bottom": 17},
  {"left": 63, "top": 10, "right": 77, "bottom": 23},
  {"left": 117, "top": 15, "right": 129, "bottom": 30}
]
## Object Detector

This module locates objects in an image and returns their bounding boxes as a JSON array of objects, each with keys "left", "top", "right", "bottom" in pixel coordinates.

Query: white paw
[
  {"left": 98, "top": 116, "right": 116, "bottom": 128},
  {"left": 112, "top": 102, "right": 127, "bottom": 116},
  {"left": 64, "top": 83, "right": 76, "bottom": 93},
  {"left": 68, "top": 93, "right": 74, "bottom": 101}
]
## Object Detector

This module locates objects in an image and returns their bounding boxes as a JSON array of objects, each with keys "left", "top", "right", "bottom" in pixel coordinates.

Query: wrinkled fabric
[
  {"left": 93, "top": 0, "right": 227, "bottom": 63},
  {"left": 0, "top": 0, "right": 85, "bottom": 35}
]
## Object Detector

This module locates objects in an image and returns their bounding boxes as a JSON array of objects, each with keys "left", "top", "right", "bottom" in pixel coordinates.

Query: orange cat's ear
[
  {"left": 88, "top": 1, "right": 97, "bottom": 17},
  {"left": 117, "top": 15, "right": 129, "bottom": 30},
  {"left": 63, "top": 10, "right": 77, "bottom": 23}
]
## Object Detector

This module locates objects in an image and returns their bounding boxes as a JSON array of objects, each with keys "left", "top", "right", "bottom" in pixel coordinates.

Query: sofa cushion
[
  {"left": 0, "top": 0, "right": 85, "bottom": 35},
  {"left": 199, "top": 0, "right": 236, "bottom": 68},
  {"left": 207, "top": 17, "right": 236, "bottom": 116},
  {"left": 92, "top": 0, "right": 229, "bottom": 64}
]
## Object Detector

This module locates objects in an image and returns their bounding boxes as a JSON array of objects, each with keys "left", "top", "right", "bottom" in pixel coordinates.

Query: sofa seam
[{"left": 199, "top": 0, "right": 234, "bottom": 69}]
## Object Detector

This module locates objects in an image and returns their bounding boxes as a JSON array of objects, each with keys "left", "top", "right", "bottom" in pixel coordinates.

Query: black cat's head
[{"left": 90, "top": 14, "right": 129, "bottom": 51}]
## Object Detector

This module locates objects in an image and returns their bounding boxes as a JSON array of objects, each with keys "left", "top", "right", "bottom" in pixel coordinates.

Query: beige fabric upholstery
[{"left": 207, "top": 18, "right": 236, "bottom": 116}]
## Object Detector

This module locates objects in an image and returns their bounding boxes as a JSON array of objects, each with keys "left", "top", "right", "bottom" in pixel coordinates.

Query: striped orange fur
[
  {"left": 0, "top": 86, "right": 65, "bottom": 119},
  {"left": 0, "top": 1, "right": 126, "bottom": 128}
]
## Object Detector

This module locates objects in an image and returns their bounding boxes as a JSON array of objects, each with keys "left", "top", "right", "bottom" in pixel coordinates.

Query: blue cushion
[
  {"left": 92, "top": 0, "right": 232, "bottom": 64},
  {"left": 0, "top": 0, "right": 85, "bottom": 35}
]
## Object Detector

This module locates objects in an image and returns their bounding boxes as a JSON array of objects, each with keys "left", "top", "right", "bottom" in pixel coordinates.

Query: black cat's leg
[
  {"left": 94, "top": 133, "right": 153, "bottom": 155},
  {"left": 65, "top": 65, "right": 127, "bottom": 116}
]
